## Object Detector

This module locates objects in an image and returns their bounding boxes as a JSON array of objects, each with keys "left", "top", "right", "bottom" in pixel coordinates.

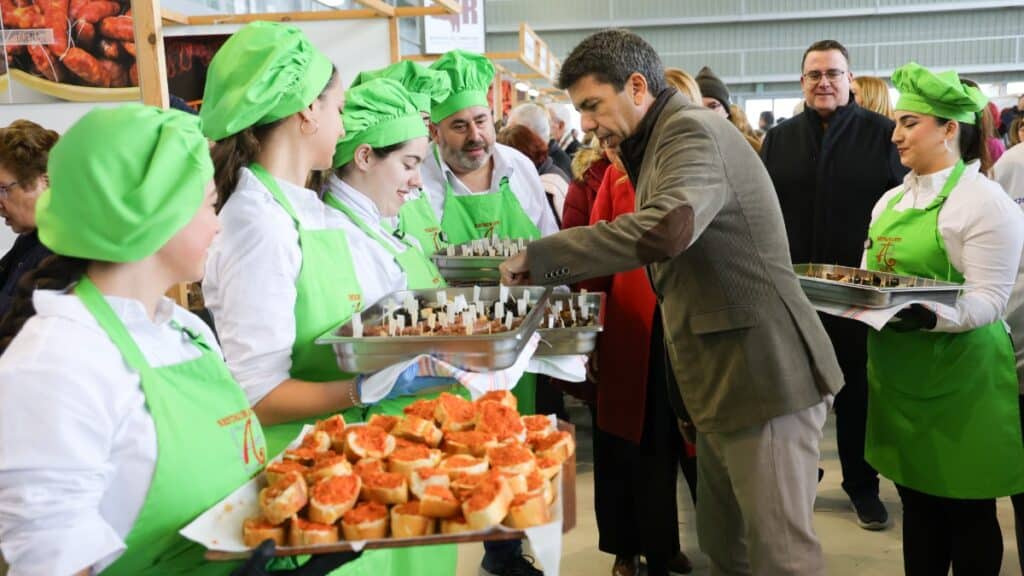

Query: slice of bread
[
  {"left": 258, "top": 471, "right": 308, "bottom": 525},
  {"left": 242, "top": 517, "right": 286, "bottom": 548},
  {"left": 306, "top": 453, "right": 353, "bottom": 485},
  {"left": 409, "top": 466, "right": 450, "bottom": 499},
  {"left": 390, "top": 501, "right": 436, "bottom": 538},
  {"left": 344, "top": 426, "right": 397, "bottom": 461},
  {"left": 360, "top": 471, "right": 409, "bottom": 505},
  {"left": 419, "top": 485, "right": 461, "bottom": 518},
  {"left": 503, "top": 492, "right": 550, "bottom": 529},
  {"left": 315, "top": 414, "right": 348, "bottom": 453},
  {"left": 434, "top": 392, "right": 476, "bottom": 432},
  {"left": 308, "top": 474, "right": 361, "bottom": 524},
  {"left": 461, "top": 473, "right": 513, "bottom": 530},
  {"left": 342, "top": 502, "right": 389, "bottom": 540},
  {"left": 289, "top": 516, "right": 339, "bottom": 546},
  {"left": 392, "top": 415, "right": 443, "bottom": 448}
]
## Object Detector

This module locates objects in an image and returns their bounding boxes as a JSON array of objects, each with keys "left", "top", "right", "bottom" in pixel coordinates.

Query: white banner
[{"left": 424, "top": 0, "right": 486, "bottom": 54}]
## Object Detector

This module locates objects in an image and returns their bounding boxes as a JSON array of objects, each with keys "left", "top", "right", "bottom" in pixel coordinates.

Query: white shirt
[
  {"left": 0, "top": 291, "right": 220, "bottom": 575},
  {"left": 994, "top": 143, "right": 1024, "bottom": 209},
  {"left": 203, "top": 168, "right": 381, "bottom": 405},
  {"left": 993, "top": 144, "right": 1024, "bottom": 391},
  {"left": 418, "top": 142, "right": 559, "bottom": 237},
  {"left": 324, "top": 175, "right": 408, "bottom": 308},
  {"left": 862, "top": 161, "right": 1024, "bottom": 333}
]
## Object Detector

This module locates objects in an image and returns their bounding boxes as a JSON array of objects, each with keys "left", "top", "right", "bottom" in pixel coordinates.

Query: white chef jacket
[
  {"left": 418, "top": 142, "right": 559, "bottom": 237},
  {"left": 0, "top": 290, "right": 219, "bottom": 575},
  {"left": 324, "top": 175, "right": 409, "bottom": 308},
  {"left": 861, "top": 160, "right": 1024, "bottom": 333},
  {"left": 993, "top": 143, "right": 1024, "bottom": 391},
  {"left": 203, "top": 167, "right": 385, "bottom": 406}
]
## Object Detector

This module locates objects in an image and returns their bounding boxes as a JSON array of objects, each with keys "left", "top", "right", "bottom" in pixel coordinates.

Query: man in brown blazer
[{"left": 500, "top": 30, "right": 844, "bottom": 576}]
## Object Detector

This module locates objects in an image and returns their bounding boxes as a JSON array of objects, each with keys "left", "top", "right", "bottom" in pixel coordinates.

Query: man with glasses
[{"left": 761, "top": 39, "right": 906, "bottom": 531}]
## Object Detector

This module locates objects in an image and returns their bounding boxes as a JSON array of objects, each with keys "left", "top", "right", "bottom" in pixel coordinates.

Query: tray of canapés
[
  {"left": 183, "top": 391, "right": 577, "bottom": 559},
  {"left": 431, "top": 237, "right": 530, "bottom": 282},
  {"left": 794, "top": 264, "right": 963, "bottom": 309},
  {"left": 534, "top": 290, "right": 605, "bottom": 356},
  {"left": 317, "top": 286, "right": 552, "bottom": 372}
]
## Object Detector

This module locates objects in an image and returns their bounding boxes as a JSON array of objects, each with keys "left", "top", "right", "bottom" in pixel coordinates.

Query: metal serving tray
[
  {"left": 431, "top": 240, "right": 530, "bottom": 284},
  {"left": 535, "top": 292, "right": 606, "bottom": 356},
  {"left": 317, "top": 286, "right": 552, "bottom": 372},
  {"left": 794, "top": 263, "right": 963, "bottom": 309}
]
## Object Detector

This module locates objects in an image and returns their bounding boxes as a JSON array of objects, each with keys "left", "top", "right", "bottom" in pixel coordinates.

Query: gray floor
[{"left": 457, "top": 404, "right": 1024, "bottom": 576}]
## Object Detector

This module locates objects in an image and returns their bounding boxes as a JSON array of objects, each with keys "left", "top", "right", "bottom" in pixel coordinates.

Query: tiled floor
[{"left": 456, "top": 404, "right": 1023, "bottom": 576}]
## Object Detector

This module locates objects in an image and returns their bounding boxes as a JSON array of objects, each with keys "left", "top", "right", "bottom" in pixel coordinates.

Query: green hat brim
[
  {"left": 333, "top": 113, "right": 428, "bottom": 168},
  {"left": 895, "top": 92, "right": 977, "bottom": 125},
  {"left": 430, "top": 90, "right": 489, "bottom": 123}
]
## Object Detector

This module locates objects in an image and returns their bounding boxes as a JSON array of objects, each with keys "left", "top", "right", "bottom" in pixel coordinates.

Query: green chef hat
[
  {"left": 200, "top": 21, "right": 334, "bottom": 141},
  {"left": 351, "top": 61, "right": 451, "bottom": 115},
  {"left": 428, "top": 49, "right": 494, "bottom": 123},
  {"left": 333, "top": 78, "right": 428, "bottom": 168},
  {"left": 892, "top": 62, "right": 987, "bottom": 125},
  {"left": 37, "top": 104, "right": 212, "bottom": 263}
]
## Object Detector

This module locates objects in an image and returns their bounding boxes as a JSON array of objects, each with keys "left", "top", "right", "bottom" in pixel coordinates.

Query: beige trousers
[{"left": 696, "top": 401, "right": 828, "bottom": 576}]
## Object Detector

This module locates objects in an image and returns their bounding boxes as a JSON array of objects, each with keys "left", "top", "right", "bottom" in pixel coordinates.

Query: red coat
[
  {"left": 555, "top": 156, "right": 610, "bottom": 404},
  {"left": 581, "top": 165, "right": 657, "bottom": 443},
  {"left": 562, "top": 157, "right": 610, "bottom": 230}
]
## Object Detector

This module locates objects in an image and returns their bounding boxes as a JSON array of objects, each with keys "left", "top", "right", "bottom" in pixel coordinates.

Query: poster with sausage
[{"left": 0, "top": 0, "right": 139, "bottom": 103}]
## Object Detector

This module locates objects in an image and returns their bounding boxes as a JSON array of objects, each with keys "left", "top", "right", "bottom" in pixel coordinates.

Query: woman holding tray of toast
[
  {"left": 862, "top": 61, "right": 1024, "bottom": 575},
  {"left": 0, "top": 104, "right": 268, "bottom": 575},
  {"left": 199, "top": 21, "right": 458, "bottom": 576}
]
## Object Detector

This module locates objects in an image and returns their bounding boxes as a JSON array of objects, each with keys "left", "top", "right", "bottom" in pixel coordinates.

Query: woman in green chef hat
[
  {"left": 0, "top": 104, "right": 266, "bottom": 575},
  {"left": 862, "top": 61, "right": 1024, "bottom": 575},
  {"left": 321, "top": 76, "right": 462, "bottom": 576},
  {"left": 200, "top": 22, "right": 448, "bottom": 576}
]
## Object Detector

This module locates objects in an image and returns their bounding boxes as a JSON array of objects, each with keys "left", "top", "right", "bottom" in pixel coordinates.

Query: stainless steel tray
[
  {"left": 794, "top": 263, "right": 963, "bottom": 309},
  {"left": 317, "top": 286, "right": 552, "bottom": 372},
  {"left": 431, "top": 240, "right": 530, "bottom": 284},
  {"left": 535, "top": 292, "right": 606, "bottom": 356}
]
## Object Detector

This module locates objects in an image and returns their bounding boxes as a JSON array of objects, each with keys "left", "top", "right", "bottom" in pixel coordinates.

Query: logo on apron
[
  {"left": 220, "top": 408, "right": 267, "bottom": 473},
  {"left": 875, "top": 236, "right": 902, "bottom": 271},
  {"left": 476, "top": 221, "right": 500, "bottom": 237}
]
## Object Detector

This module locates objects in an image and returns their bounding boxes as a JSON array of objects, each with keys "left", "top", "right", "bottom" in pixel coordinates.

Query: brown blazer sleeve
[{"left": 527, "top": 111, "right": 727, "bottom": 286}]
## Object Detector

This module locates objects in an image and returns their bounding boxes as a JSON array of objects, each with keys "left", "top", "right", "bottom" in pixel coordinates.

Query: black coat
[
  {"left": 0, "top": 231, "right": 51, "bottom": 318},
  {"left": 547, "top": 139, "right": 573, "bottom": 181},
  {"left": 761, "top": 101, "right": 907, "bottom": 268}
]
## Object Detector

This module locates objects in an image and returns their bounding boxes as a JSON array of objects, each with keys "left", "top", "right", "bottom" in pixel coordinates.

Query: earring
[
  {"left": 300, "top": 118, "right": 319, "bottom": 136},
  {"left": 943, "top": 139, "right": 951, "bottom": 152}
]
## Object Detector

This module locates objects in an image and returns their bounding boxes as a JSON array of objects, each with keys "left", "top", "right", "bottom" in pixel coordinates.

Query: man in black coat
[{"left": 761, "top": 39, "right": 907, "bottom": 532}]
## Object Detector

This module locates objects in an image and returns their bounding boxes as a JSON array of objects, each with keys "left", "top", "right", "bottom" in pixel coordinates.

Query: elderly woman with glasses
[{"left": 0, "top": 120, "right": 58, "bottom": 317}]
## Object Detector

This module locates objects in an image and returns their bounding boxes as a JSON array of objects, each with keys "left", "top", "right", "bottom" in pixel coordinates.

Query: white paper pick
[{"left": 499, "top": 285, "right": 509, "bottom": 302}]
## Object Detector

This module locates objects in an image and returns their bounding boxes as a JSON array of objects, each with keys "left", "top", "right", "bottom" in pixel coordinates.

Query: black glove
[
  {"left": 889, "top": 304, "right": 937, "bottom": 332},
  {"left": 231, "top": 539, "right": 362, "bottom": 576}
]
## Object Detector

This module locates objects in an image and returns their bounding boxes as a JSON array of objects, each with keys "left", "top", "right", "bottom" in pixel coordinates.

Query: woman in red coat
[{"left": 581, "top": 147, "right": 693, "bottom": 576}]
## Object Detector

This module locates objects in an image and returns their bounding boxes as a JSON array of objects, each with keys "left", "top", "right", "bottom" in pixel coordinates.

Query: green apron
[
  {"left": 865, "top": 160, "right": 1024, "bottom": 498},
  {"left": 396, "top": 193, "right": 448, "bottom": 256},
  {"left": 324, "top": 191, "right": 446, "bottom": 290},
  {"left": 324, "top": 187, "right": 471, "bottom": 413},
  {"left": 282, "top": 178, "right": 457, "bottom": 575},
  {"left": 249, "top": 164, "right": 365, "bottom": 459},
  {"left": 398, "top": 146, "right": 542, "bottom": 249},
  {"left": 73, "top": 277, "right": 265, "bottom": 575}
]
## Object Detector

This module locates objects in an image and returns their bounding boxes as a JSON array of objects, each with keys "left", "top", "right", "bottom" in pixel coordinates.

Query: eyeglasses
[
  {"left": 0, "top": 181, "right": 20, "bottom": 199},
  {"left": 802, "top": 69, "right": 847, "bottom": 83}
]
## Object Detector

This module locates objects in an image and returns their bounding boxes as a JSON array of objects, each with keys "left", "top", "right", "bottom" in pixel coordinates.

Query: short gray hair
[{"left": 508, "top": 102, "right": 551, "bottom": 142}]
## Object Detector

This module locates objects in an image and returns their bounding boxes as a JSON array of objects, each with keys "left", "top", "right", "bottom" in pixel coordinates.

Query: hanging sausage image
[{"left": 3, "top": 0, "right": 138, "bottom": 94}]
